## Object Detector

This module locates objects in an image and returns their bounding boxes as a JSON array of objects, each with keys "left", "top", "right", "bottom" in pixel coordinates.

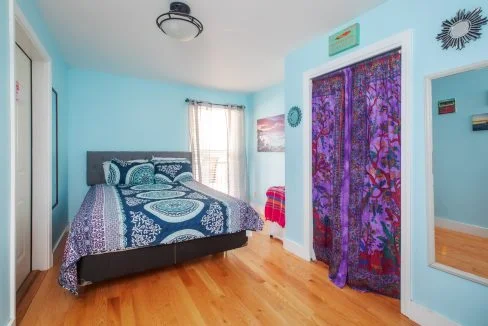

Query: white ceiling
[{"left": 37, "top": 0, "right": 383, "bottom": 92}]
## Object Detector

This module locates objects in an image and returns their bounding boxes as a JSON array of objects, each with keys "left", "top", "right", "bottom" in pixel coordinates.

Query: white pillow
[{"left": 102, "top": 161, "right": 120, "bottom": 185}]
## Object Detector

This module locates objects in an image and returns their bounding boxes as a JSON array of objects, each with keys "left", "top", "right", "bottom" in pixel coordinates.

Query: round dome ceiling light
[{"left": 156, "top": 2, "right": 204, "bottom": 42}]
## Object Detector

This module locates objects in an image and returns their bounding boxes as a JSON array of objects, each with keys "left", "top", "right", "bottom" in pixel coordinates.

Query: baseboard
[
  {"left": 283, "top": 238, "right": 310, "bottom": 261},
  {"left": 52, "top": 225, "right": 69, "bottom": 253},
  {"left": 268, "top": 222, "right": 284, "bottom": 240},
  {"left": 407, "top": 300, "right": 459, "bottom": 326},
  {"left": 435, "top": 217, "right": 488, "bottom": 238}
]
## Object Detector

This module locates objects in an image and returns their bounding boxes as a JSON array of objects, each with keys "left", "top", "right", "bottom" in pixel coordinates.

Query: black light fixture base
[
  {"left": 170, "top": 2, "right": 191, "bottom": 14},
  {"left": 156, "top": 1, "right": 204, "bottom": 41}
]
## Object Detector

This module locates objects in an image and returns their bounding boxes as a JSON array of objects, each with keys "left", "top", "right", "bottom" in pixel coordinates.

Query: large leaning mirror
[{"left": 426, "top": 61, "right": 488, "bottom": 286}]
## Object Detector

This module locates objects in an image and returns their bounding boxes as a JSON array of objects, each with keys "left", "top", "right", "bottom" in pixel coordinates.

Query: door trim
[
  {"left": 7, "top": 0, "right": 15, "bottom": 324},
  {"left": 301, "top": 30, "right": 413, "bottom": 318},
  {"left": 15, "top": 41, "right": 34, "bottom": 281},
  {"left": 11, "top": 4, "right": 53, "bottom": 321},
  {"left": 52, "top": 88, "right": 58, "bottom": 209}
]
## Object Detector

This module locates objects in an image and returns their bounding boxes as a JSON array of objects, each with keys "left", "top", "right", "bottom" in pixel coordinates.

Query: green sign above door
[{"left": 329, "top": 23, "right": 360, "bottom": 56}]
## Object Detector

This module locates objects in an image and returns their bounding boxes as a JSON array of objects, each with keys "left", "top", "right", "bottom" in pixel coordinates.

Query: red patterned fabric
[{"left": 265, "top": 186, "right": 285, "bottom": 227}]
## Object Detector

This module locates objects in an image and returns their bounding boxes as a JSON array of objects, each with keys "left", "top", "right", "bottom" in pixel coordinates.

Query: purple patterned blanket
[{"left": 59, "top": 180, "right": 263, "bottom": 294}]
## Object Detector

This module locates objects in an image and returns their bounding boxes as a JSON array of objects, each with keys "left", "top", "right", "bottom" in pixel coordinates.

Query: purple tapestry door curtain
[{"left": 312, "top": 49, "right": 401, "bottom": 298}]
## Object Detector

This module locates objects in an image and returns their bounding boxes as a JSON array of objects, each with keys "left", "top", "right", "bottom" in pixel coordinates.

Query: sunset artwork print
[
  {"left": 472, "top": 113, "right": 488, "bottom": 131},
  {"left": 257, "top": 114, "right": 285, "bottom": 152}
]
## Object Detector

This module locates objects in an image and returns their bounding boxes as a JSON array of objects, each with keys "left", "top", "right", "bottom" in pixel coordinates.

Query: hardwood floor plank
[
  {"left": 107, "top": 296, "right": 122, "bottom": 325},
  {"left": 16, "top": 270, "right": 47, "bottom": 324},
  {"left": 179, "top": 265, "right": 225, "bottom": 325},
  {"left": 20, "top": 232, "right": 415, "bottom": 326},
  {"left": 435, "top": 227, "right": 488, "bottom": 279},
  {"left": 16, "top": 234, "right": 68, "bottom": 325},
  {"left": 119, "top": 293, "right": 136, "bottom": 326}
]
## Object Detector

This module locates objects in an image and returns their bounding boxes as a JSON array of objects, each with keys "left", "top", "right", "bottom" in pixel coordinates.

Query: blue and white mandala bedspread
[{"left": 58, "top": 180, "right": 263, "bottom": 295}]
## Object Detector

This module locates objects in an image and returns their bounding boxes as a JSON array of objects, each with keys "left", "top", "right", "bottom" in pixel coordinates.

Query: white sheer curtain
[{"left": 188, "top": 101, "right": 248, "bottom": 201}]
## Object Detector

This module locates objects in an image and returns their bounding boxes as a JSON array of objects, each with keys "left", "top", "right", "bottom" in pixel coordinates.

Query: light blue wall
[
  {"left": 432, "top": 68, "right": 488, "bottom": 228},
  {"left": 67, "top": 69, "right": 251, "bottom": 218},
  {"left": 0, "top": 0, "right": 13, "bottom": 324},
  {"left": 16, "top": 0, "right": 70, "bottom": 246},
  {"left": 284, "top": 0, "right": 488, "bottom": 324},
  {"left": 248, "top": 84, "right": 285, "bottom": 210}
]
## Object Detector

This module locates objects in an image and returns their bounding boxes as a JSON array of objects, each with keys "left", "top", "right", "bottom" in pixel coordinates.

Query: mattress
[{"left": 59, "top": 180, "right": 263, "bottom": 294}]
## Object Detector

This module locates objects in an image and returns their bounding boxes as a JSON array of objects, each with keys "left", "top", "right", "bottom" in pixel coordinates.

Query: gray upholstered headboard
[{"left": 87, "top": 151, "right": 193, "bottom": 186}]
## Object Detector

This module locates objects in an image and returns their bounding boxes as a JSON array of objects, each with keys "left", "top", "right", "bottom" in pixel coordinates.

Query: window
[{"left": 189, "top": 102, "right": 248, "bottom": 200}]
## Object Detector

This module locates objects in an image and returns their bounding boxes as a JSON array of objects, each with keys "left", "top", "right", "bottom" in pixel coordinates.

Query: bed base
[{"left": 77, "top": 231, "right": 247, "bottom": 285}]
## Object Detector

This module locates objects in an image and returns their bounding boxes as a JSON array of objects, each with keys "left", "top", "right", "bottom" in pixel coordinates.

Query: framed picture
[
  {"left": 472, "top": 113, "right": 488, "bottom": 131},
  {"left": 52, "top": 88, "right": 58, "bottom": 209},
  {"left": 257, "top": 114, "right": 285, "bottom": 152},
  {"left": 438, "top": 98, "right": 456, "bottom": 115}
]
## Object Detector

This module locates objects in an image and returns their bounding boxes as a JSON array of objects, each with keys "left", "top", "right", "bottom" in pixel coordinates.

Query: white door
[{"left": 15, "top": 44, "right": 32, "bottom": 289}]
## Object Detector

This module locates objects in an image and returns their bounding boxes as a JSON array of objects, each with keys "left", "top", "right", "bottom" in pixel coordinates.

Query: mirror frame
[
  {"left": 425, "top": 60, "right": 488, "bottom": 287},
  {"left": 52, "top": 88, "right": 58, "bottom": 210}
]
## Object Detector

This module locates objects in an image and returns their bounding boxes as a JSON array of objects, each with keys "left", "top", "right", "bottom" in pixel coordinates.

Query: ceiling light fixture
[{"left": 156, "top": 2, "right": 204, "bottom": 42}]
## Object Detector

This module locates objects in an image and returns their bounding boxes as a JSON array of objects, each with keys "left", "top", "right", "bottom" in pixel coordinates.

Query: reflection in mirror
[
  {"left": 430, "top": 65, "right": 488, "bottom": 283},
  {"left": 52, "top": 88, "right": 58, "bottom": 209}
]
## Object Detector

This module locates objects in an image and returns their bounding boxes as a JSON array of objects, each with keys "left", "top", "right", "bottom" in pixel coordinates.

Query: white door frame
[
  {"left": 301, "top": 30, "right": 413, "bottom": 316},
  {"left": 7, "top": 1, "right": 15, "bottom": 324},
  {"left": 11, "top": 3, "right": 53, "bottom": 300}
]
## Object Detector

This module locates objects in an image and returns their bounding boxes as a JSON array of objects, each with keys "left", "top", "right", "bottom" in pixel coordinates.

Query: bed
[{"left": 59, "top": 151, "right": 263, "bottom": 294}]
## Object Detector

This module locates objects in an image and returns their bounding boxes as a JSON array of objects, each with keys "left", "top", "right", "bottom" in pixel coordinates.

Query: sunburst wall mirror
[{"left": 436, "top": 7, "right": 488, "bottom": 50}]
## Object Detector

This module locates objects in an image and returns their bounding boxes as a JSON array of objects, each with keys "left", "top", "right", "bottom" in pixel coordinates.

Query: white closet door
[{"left": 15, "top": 45, "right": 32, "bottom": 289}]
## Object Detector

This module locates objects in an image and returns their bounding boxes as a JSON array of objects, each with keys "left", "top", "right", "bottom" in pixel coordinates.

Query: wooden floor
[
  {"left": 435, "top": 227, "right": 488, "bottom": 279},
  {"left": 21, "top": 232, "right": 414, "bottom": 325},
  {"left": 16, "top": 270, "right": 47, "bottom": 323}
]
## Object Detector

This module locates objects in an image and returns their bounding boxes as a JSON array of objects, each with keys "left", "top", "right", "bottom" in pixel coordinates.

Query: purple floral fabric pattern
[
  {"left": 312, "top": 71, "right": 346, "bottom": 286},
  {"left": 348, "top": 51, "right": 402, "bottom": 298},
  {"left": 312, "top": 50, "right": 401, "bottom": 298}
]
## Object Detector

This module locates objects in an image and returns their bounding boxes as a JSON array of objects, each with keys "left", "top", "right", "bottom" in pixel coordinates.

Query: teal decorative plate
[{"left": 287, "top": 106, "right": 302, "bottom": 127}]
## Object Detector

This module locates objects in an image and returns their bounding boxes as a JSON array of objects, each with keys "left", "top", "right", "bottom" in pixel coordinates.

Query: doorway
[
  {"left": 14, "top": 41, "right": 32, "bottom": 289},
  {"left": 11, "top": 6, "right": 54, "bottom": 309},
  {"left": 12, "top": 8, "right": 55, "bottom": 320},
  {"left": 311, "top": 48, "right": 402, "bottom": 298},
  {"left": 301, "top": 31, "right": 413, "bottom": 316}
]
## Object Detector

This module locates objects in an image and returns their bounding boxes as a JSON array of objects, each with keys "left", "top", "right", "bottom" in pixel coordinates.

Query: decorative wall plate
[
  {"left": 287, "top": 106, "right": 302, "bottom": 128},
  {"left": 436, "top": 7, "right": 488, "bottom": 50}
]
